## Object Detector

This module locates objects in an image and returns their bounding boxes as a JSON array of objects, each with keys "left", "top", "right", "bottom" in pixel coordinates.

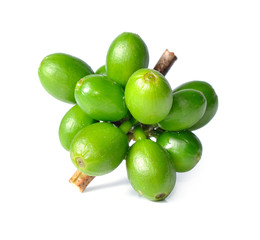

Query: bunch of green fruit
[{"left": 38, "top": 32, "right": 218, "bottom": 201}]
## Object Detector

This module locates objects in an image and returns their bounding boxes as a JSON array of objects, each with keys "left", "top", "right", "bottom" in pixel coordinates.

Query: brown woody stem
[
  {"left": 69, "top": 170, "right": 95, "bottom": 192},
  {"left": 154, "top": 49, "right": 177, "bottom": 76},
  {"left": 69, "top": 49, "right": 177, "bottom": 192}
]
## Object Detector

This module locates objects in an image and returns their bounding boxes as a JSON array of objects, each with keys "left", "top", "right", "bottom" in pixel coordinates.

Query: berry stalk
[{"left": 133, "top": 126, "right": 147, "bottom": 141}]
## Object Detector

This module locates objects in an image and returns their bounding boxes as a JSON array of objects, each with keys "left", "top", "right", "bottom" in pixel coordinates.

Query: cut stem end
[
  {"left": 69, "top": 170, "right": 95, "bottom": 192},
  {"left": 154, "top": 49, "right": 177, "bottom": 76}
]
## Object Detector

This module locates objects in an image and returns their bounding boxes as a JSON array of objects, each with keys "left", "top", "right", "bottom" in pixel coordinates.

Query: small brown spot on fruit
[{"left": 155, "top": 193, "right": 166, "bottom": 199}]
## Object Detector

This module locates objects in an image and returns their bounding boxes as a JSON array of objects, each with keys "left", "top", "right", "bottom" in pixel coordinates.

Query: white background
[{"left": 1, "top": 0, "right": 259, "bottom": 239}]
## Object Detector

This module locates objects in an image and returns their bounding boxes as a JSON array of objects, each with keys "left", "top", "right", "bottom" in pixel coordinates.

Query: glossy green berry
[
  {"left": 70, "top": 122, "right": 129, "bottom": 176},
  {"left": 173, "top": 81, "right": 218, "bottom": 130},
  {"left": 157, "top": 131, "right": 202, "bottom": 172},
  {"left": 158, "top": 89, "right": 206, "bottom": 131},
  {"left": 95, "top": 65, "right": 106, "bottom": 75},
  {"left": 38, "top": 53, "right": 93, "bottom": 103},
  {"left": 106, "top": 32, "right": 149, "bottom": 87},
  {"left": 125, "top": 69, "right": 173, "bottom": 124},
  {"left": 126, "top": 139, "right": 176, "bottom": 201},
  {"left": 75, "top": 74, "right": 127, "bottom": 121},
  {"left": 58, "top": 105, "right": 95, "bottom": 151}
]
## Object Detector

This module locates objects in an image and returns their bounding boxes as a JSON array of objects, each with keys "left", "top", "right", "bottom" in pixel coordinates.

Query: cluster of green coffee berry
[{"left": 38, "top": 32, "right": 218, "bottom": 201}]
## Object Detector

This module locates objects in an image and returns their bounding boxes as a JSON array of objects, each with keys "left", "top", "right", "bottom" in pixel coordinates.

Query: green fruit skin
[
  {"left": 158, "top": 89, "right": 207, "bottom": 131},
  {"left": 75, "top": 74, "right": 127, "bottom": 121},
  {"left": 106, "top": 32, "right": 149, "bottom": 87},
  {"left": 38, "top": 53, "right": 94, "bottom": 103},
  {"left": 125, "top": 69, "right": 173, "bottom": 124},
  {"left": 157, "top": 131, "right": 202, "bottom": 172},
  {"left": 173, "top": 81, "right": 218, "bottom": 130},
  {"left": 95, "top": 65, "right": 107, "bottom": 75},
  {"left": 70, "top": 122, "right": 129, "bottom": 176},
  {"left": 59, "top": 105, "right": 95, "bottom": 151},
  {"left": 126, "top": 139, "right": 176, "bottom": 201}
]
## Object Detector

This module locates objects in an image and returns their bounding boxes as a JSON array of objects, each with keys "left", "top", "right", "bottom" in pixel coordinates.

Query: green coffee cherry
[
  {"left": 38, "top": 53, "right": 93, "bottom": 103},
  {"left": 106, "top": 32, "right": 149, "bottom": 87},
  {"left": 126, "top": 139, "right": 176, "bottom": 201},
  {"left": 173, "top": 81, "right": 218, "bottom": 130},
  {"left": 59, "top": 105, "right": 95, "bottom": 151},
  {"left": 95, "top": 65, "right": 106, "bottom": 75},
  {"left": 70, "top": 122, "right": 129, "bottom": 176},
  {"left": 157, "top": 131, "right": 202, "bottom": 172},
  {"left": 158, "top": 89, "right": 206, "bottom": 131},
  {"left": 125, "top": 69, "right": 173, "bottom": 124},
  {"left": 75, "top": 74, "right": 127, "bottom": 121}
]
